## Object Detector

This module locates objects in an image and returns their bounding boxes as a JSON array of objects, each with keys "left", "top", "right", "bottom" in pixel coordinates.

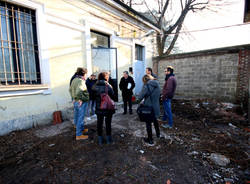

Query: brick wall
[{"left": 157, "top": 48, "right": 242, "bottom": 102}]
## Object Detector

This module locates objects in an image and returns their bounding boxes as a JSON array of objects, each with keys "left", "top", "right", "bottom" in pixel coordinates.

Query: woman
[
  {"left": 92, "top": 72, "right": 115, "bottom": 145},
  {"left": 138, "top": 74, "right": 161, "bottom": 145}
]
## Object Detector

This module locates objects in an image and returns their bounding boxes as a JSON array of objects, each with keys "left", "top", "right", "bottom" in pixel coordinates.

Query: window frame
[
  {"left": 90, "top": 30, "right": 110, "bottom": 48},
  {"left": 0, "top": 0, "right": 50, "bottom": 97},
  {"left": 135, "top": 44, "right": 144, "bottom": 61},
  {"left": 244, "top": 0, "right": 250, "bottom": 22},
  {"left": 0, "top": 1, "right": 41, "bottom": 86}
]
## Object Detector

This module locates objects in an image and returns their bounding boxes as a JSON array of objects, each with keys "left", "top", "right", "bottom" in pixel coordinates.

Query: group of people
[{"left": 69, "top": 66, "right": 177, "bottom": 145}]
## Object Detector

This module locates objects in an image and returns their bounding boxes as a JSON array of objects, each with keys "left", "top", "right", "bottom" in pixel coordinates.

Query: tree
[
  {"left": 129, "top": 0, "right": 225, "bottom": 74},
  {"left": 142, "top": 0, "right": 215, "bottom": 56},
  {"left": 121, "top": 0, "right": 227, "bottom": 55}
]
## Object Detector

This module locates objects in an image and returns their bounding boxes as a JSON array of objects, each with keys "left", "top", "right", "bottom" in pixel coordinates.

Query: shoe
[
  {"left": 106, "top": 135, "right": 113, "bottom": 144},
  {"left": 76, "top": 135, "right": 88, "bottom": 140},
  {"left": 98, "top": 136, "right": 104, "bottom": 145},
  {"left": 86, "top": 117, "right": 91, "bottom": 121},
  {"left": 123, "top": 112, "right": 127, "bottom": 115},
  {"left": 129, "top": 111, "right": 133, "bottom": 115},
  {"left": 161, "top": 124, "right": 172, "bottom": 129},
  {"left": 91, "top": 114, "right": 97, "bottom": 118},
  {"left": 157, "top": 134, "right": 165, "bottom": 139},
  {"left": 157, "top": 119, "right": 167, "bottom": 123},
  {"left": 143, "top": 138, "right": 154, "bottom": 145},
  {"left": 82, "top": 129, "right": 88, "bottom": 134}
]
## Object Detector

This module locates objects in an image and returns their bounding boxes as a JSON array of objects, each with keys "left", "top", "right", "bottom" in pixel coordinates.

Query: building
[{"left": 0, "top": 0, "right": 160, "bottom": 135}]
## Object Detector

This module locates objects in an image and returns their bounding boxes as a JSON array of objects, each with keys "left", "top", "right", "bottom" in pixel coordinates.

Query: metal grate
[
  {"left": 236, "top": 49, "right": 250, "bottom": 108},
  {"left": 0, "top": 1, "right": 40, "bottom": 86}
]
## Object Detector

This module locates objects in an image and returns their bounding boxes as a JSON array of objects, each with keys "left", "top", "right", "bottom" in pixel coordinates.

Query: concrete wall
[
  {"left": 0, "top": 0, "right": 156, "bottom": 135},
  {"left": 158, "top": 51, "right": 239, "bottom": 102}
]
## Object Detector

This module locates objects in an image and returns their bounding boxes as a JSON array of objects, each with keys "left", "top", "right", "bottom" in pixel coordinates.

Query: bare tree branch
[
  {"left": 166, "top": 4, "right": 189, "bottom": 34},
  {"left": 143, "top": 0, "right": 159, "bottom": 23},
  {"left": 164, "top": 20, "right": 183, "bottom": 55},
  {"left": 158, "top": 0, "right": 170, "bottom": 26},
  {"left": 180, "top": 0, "right": 184, "bottom": 10}
]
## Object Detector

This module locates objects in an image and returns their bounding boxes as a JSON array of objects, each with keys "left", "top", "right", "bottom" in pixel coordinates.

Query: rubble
[
  {"left": 0, "top": 99, "right": 248, "bottom": 183},
  {"left": 209, "top": 153, "right": 230, "bottom": 166}
]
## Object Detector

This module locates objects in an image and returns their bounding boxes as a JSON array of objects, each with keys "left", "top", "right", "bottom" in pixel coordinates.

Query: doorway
[{"left": 91, "top": 48, "right": 118, "bottom": 101}]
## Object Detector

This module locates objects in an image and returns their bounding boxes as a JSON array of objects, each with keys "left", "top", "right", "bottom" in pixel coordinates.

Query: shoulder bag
[
  {"left": 100, "top": 85, "right": 115, "bottom": 110},
  {"left": 136, "top": 85, "right": 155, "bottom": 122}
]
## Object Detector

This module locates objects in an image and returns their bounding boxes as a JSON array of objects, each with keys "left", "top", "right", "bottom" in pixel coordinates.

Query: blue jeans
[
  {"left": 162, "top": 99, "right": 173, "bottom": 127},
  {"left": 74, "top": 101, "right": 88, "bottom": 136},
  {"left": 87, "top": 100, "right": 96, "bottom": 116}
]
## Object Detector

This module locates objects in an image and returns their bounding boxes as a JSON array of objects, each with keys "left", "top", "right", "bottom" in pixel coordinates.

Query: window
[
  {"left": 0, "top": 1, "right": 40, "bottom": 86},
  {"left": 91, "top": 30, "right": 110, "bottom": 48},
  {"left": 135, "top": 44, "right": 144, "bottom": 61},
  {"left": 244, "top": 0, "right": 250, "bottom": 22}
]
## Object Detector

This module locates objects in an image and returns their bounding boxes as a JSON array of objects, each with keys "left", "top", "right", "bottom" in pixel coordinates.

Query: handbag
[
  {"left": 136, "top": 85, "right": 155, "bottom": 122},
  {"left": 100, "top": 85, "right": 115, "bottom": 110}
]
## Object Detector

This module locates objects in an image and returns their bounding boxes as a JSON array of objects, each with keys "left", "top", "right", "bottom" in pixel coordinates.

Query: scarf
[{"left": 165, "top": 73, "right": 175, "bottom": 81}]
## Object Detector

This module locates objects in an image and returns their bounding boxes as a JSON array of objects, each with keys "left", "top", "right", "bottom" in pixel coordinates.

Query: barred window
[
  {"left": 135, "top": 44, "right": 144, "bottom": 61},
  {"left": 0, "top": 1, "right": 40, "bottom": 86}
]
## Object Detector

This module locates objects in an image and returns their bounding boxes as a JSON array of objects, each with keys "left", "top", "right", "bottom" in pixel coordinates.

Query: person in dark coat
[
  {"left": 92, "top": 72, "right": 115, "bottom": 145},
  {"left": 137, "top": 74, "right": 161, "bottom": 145},
  {"left": 146, "top": 67, "right": 158, "bottom": 79},
  {"left": 119, "top": 71, "right": 135, "bottom": 114},
  {"left": 161, "top": 66, "right": 177, "bottom": 129},
  {"left": 86, "top": 73, "right": 97, "bottom": 118}
]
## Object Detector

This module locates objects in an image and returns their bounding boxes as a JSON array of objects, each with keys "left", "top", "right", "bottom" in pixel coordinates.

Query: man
[
  {"left": 161, "top": 66, "right": 177, "bottom": 128},
  {"left": 69, "top": 68, "right": 89, "bottom": 140},
  {"left": 86, "top": 73, "right": 97, "bottom": 120},
  {"left": 119, "top": 71, "right": 135, "bottom": 114},
  {"left": 146, "top": 67, "right": 157, "bottom": 79}
]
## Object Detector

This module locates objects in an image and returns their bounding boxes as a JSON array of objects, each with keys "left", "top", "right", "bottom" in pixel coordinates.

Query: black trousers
[
  {"left": 123, "top": 95, "right": 132, "bottom": 113},
  {"left": 97, "top": 114, "right": 112, "bottom": 136},
  {"left": 145, "top": 118, "right": 160, "bottom": 140}
]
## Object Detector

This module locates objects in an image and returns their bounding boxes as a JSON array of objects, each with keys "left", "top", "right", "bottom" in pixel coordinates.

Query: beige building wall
[{"left": 0, "top": 0, "right": 157, "bottom": 135}]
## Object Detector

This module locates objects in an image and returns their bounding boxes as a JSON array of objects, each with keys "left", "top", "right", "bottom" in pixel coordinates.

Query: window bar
[
  {"left": 11, "top": 6, "right": 21, "bottom": 85},
  {"left": 29, "top": 9, "right": 37, "bottom": 82},
  {"left": 5, "top": 4, "right": 14, "bottom": 82},
  {"left": 0, "top": 12, "right": 8, "bottom": 85},
  {"left": 23, "top": 9, "right": 32, "bottom": 84},
  {"left": 18, "top": 8, "right": 26, "bottom": 83}
]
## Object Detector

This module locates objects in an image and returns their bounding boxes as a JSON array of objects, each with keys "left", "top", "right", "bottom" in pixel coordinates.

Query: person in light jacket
[
  {"left": 69, "top": 68, "right": 89, "bottom": 140},
  {"left": 137, "top": 74, "right": 161, "bottom": 145}
]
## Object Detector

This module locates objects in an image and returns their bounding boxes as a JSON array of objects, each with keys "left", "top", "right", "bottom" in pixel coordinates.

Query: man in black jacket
[{"left": 119, "top": 71, "right": 135, "bottom": 114}]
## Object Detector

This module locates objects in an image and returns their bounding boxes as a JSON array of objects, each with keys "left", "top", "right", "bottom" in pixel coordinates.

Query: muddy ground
[{"left": 0, "top": 99, "right": 249, "bottom": 184}]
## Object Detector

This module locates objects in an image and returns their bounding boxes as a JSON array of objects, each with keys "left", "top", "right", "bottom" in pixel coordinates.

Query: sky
[{"left": 131, "top": 0, "right": 250, "bottom": 53}]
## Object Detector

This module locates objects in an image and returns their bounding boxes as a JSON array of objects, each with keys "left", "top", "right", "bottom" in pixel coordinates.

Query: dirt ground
[{"left": 0, "top": 99, "right": 249, "bottom": 184}]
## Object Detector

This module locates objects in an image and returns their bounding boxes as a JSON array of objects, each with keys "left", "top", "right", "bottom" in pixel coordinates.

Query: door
[
  {"left": 134, "top": 44, "right": 145, "bottom": 96},
  {"left": 133, "top": 60, "right": 145, "bottom": 95},
  {"left": 92, "top": 48, "right": 118, "bottom": 101}
]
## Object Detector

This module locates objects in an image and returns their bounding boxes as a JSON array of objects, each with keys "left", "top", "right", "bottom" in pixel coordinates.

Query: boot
[
  {"left": 143, "top": 137, "right": 154, "bottom": 145},
  {"left": 98, "top": 136, "right": 104, "bottom": 145},
  {"left": 82, "top": 128, "right": 88, "bottom": 134},
  {"left": 106, "top": 135, "right": 113, "bottom": 144},
  {"left": 76, "top": 135, "right": 88, "bottom": 140}
]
